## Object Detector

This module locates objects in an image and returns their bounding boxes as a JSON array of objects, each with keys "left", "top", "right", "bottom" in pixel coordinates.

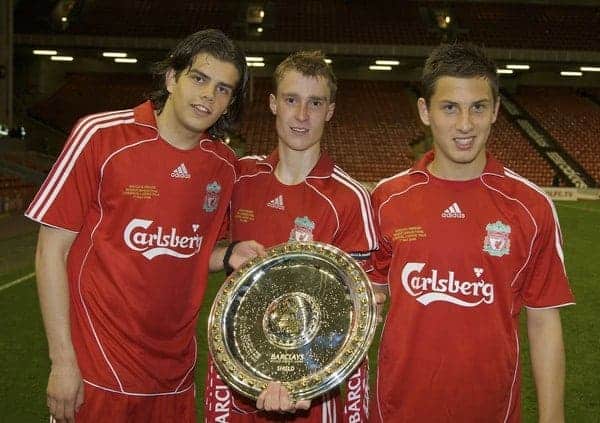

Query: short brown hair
[
  {"left": 421, "top": 43, "right": 499, "bottom": 105},
  {"left": 273, "top": 51, "right": 337, "bottom": 102}
]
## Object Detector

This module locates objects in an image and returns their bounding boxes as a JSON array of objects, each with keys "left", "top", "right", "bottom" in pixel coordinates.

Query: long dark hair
[{"left": 149, "top": 29, "right": 248, "bottom": 139}]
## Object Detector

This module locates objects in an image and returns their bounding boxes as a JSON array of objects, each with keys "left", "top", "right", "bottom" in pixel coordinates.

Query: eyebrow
[
  {"left": 281, "top": 92, "right": 328, "bottom": 102},
  {"left": 439, "top": 99, "right": 491, "bottom": 105},
  {"left": 188, "top": 69, "right": 235, "bottom": 90}
]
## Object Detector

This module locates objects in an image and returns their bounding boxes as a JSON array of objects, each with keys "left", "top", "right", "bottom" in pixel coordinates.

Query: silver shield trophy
[{"left": 208, "top": 241, "right": 377, "bottom": 401}]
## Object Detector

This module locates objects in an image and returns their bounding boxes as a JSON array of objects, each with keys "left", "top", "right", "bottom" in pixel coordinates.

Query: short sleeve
[
  {"left": 25, "top": 117, "right": 100, "bottom": 232},
  {"left": 366, "top": 187, "right": 392, "bottom": 285},
  {"left": 332, "top": 184, "right": 378, "bottom": 269},
  {"left": 521, "top": 201, "right": 575, "bottom": 308}
]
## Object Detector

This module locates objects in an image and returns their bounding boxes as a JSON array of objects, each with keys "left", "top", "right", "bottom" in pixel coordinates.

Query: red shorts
[{"left": 72, "top": 382, "right": 196, "bottom": 422}]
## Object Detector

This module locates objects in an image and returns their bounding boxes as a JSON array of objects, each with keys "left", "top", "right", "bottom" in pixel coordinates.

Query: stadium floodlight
[
  {"left": 247, "top": 62, "right": 266, "bottom": 67},
  {"left": 61, "top": 17, "right": 68, "bottom": 23},
  {"left": 257, "top": 27, "right": 264, "bottom": 33},
  {"left": 497, "top": 69, "right": 514, "bottom": 74},
  {"left": 103, "top": 52, "right": 128, "bottom": 58},
  {"left": 506, "top": 64, "right": 530, "bottom": 70},
  {"left": 51, "top": 56, "right": 74, "bottom": 62},
  {"left": 375, "top": 60, "right": 400, "bottom": 66},
  {"left": 580, "top": 66, "right": 600, "bottom": 72},
  {"left": 324, "top": 59, "right": 332, "bottom": 64},
  {"left": 560, "top": 71, "right": 582, "bottom": 77},
  {"left": 369, "top": 65, "right": 392, "bottom": 71},
  {"left": 245, "top": 56, "right": 264, "bottom": 62},
  {"left": 115, "top": 58, "right": 138, "bottom": 64},
  {"left": 33, "top": 49, "right": 58, "bottom": 55}
]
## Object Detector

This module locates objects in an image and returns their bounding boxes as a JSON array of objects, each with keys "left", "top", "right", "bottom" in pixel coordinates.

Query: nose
[
  {"left": 201, "top": 84, "right": 216, "bottom": 102},
  {"left": 457, "top": 109, "right": 474, "bottom": 132},
  {"left": 295, "top": 103, "right": 308, "bottom": 122}
]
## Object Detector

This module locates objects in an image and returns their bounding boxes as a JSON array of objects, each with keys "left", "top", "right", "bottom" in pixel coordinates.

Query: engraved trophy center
[{"left": 263, "top": 292, "right": 321, "bottom": 350}]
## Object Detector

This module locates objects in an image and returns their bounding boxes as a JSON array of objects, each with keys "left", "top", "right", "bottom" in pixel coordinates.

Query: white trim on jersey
[
  {"left": 36, "top": 221, "right": 80, "bottom": 234},
  {"left": 503, "top": 168, "right": 566, "bottom": 271},
  {"left": 332, "top": 167, "right": 378, "bottom": 250},
  {"left": 27, "top": 110, "right": 135, "bottom": 221},
  {"left": 321, "top": 392, "right": 337, "bottom": 423},
  {"left": 376, "top": 174, "right": 430, "bottom": 225},
  {"left": 373, "top": 168, "right": 412, "bottom": 190},
  {"left": 480, "top": 176, "right": 537, "bottom": 289},
  {"left": 502, "top": 330, "right": 520, "bottom": 423},
  {"left": 174, "top": 336, "right": 197, "bottom": 392},
  {"left": 199, "top": 139, "right": 237, "bottom": 181},
  {"left": 239, "top": 154, "right": 267, "bottom": 161},
  {"left": 78, "top": 136, "right": 160, "bottom": 393},
  {"left": 235, "top": 156, "right": 271, "bottom": 182},
  {"left": 83, "top": 379, "right": 195, "bottom": 397},
  {"left": 375, "top": 276, "right": 393, "bottom": 423},
  {"left": 524, "top": 302, "right": 576, "bottom": 310},
  {"left": 305, "top": 179, "right": 341, "bottom": 238}
]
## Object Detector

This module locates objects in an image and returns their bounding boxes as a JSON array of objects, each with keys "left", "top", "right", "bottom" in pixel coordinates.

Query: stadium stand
[
  {"left": 15, "top": 1, "right": 598, "bottom": 50},
  {"left": 29, "top": 73, "right": 152, "bottom": 133},
  {"left": 30, "top": 74, "right": 588, "bottom": 186},
  {"left": 0, "top": 172, "right": 36, "bottom": 213},
  {"left": 28, "top": 75, "right": 421, "bottom": 182},
  {"left": 487, "top": 110, "right": 555, "bottom": 186},
  {"left": 452, "top": 2, "right": 599, "bottom": 51},
  {"left": 514, "top": 87, "right": 600, "bottom": 185},
  {"left": 240, "top": 78, "right": 420, "bottom": 182}
]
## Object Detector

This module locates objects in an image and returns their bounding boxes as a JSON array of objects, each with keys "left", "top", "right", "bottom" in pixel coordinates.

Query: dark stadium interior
[
  {"left": 2, "top": 0, "right": 600, "bottom": 208},
  {"left": 1, "top": 2, "right": 600, "bottom": 422}
]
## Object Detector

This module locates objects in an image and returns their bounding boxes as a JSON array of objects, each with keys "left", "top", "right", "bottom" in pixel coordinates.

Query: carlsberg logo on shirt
[
  {"left": 402, "top": 262, "right": 494, "bottom": 307},
  {"left": 124, "top": 218, "right": 203, "bottom": 260}
]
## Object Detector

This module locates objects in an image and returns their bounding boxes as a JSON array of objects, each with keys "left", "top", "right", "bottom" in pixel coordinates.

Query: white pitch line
[{"left": 0, "top": 272, "right": 36, "bottom": 292}]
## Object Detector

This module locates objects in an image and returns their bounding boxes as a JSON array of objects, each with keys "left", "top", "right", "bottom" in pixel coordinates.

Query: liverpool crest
[
  {"left": 203, "top": 181, "right": 221, "bottom": 212},
  {"left": 483, "top": 221, "right": 511, "bottom": 257},
  {"left": 289, "top": 216, "right": 315, "bottom": 242}
]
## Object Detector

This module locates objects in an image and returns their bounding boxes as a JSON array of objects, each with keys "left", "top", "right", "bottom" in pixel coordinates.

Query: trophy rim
[{"left": 207, "top": 241, "right": 377, "bottom": 401}]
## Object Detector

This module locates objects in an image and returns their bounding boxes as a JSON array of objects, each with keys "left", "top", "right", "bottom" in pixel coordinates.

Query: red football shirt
[
  {"left": 370, "top": 151, "right": 574, "bottom": 422},
  {"left": 231, "top": 150, "right": 377, "bottom": 254},
  {"left": 205, "top": 150, "right": 377, "bottom": 423},
  {"left": 26, "top": 101, "right": 236, "bottom": 395}
]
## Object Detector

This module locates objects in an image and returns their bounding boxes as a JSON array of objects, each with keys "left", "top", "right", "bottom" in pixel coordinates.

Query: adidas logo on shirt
[
  {"left": 170, "top": 163, "right": 191, "bottom": 179},
  {"left": 267, "top": 195, "right": 285, "bottom": 210},
  {"left": 441, "top": 202, "right": 465, "bottom": 219}
]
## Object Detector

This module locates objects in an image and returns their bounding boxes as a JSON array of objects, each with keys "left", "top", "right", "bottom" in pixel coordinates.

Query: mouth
[
  {"left": 290, "top": 127, "right": 309, "bottom": 135},
  {"left": 192, "top": 104, "right": 212, "bottom": 115},
  {"left": 453, "top": 136, "right": 475, "bottom": 150}
]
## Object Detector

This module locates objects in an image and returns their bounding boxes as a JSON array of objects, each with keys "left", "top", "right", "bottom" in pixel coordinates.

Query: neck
[
  {"left": 427, "top": 154, "right": 486, "bottom": 181},
  {"left": 155, "top": 103, "right": 204, "bottom": 150},
  {"left": 275, "top": 142, "right": 321, "bottom": 185}
]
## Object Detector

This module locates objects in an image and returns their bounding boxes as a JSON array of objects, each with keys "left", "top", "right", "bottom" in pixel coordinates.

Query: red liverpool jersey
[
  {"left": 205, "top": 150, "right": 377, "bottom": 423},
  {"left": 231, "top": 151, "right": 377, "bottom": 254},
  {"left": 370, "top": 151, "right": 574, "bottom": 423},
  {"left": 26, "top": 101, "right": 236, "bottom": 395}
]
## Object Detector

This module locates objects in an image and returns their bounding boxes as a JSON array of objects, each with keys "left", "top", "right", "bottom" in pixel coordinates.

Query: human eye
[
  {"left": 311, "top": 99, "right": 323, "bottom": 108},
  {"left": 285, "top": 96, "right": 296, "bottom": 104},
  {"left": 217, "top": 85, "right": 232, "bottom": 95},
  {"left": 442, "top": 103, "right": 456, "bottom": 113},
  {"left": 191, "top": 73, "right": 206, "bottom": 84},
  {"left": 472, "top": 103, "right": 487, "bottom": 113}
]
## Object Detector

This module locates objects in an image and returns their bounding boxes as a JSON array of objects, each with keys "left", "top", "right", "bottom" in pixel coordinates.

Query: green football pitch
[{"left": 1, "top": 201, "right": 598, "bottom": 422}]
